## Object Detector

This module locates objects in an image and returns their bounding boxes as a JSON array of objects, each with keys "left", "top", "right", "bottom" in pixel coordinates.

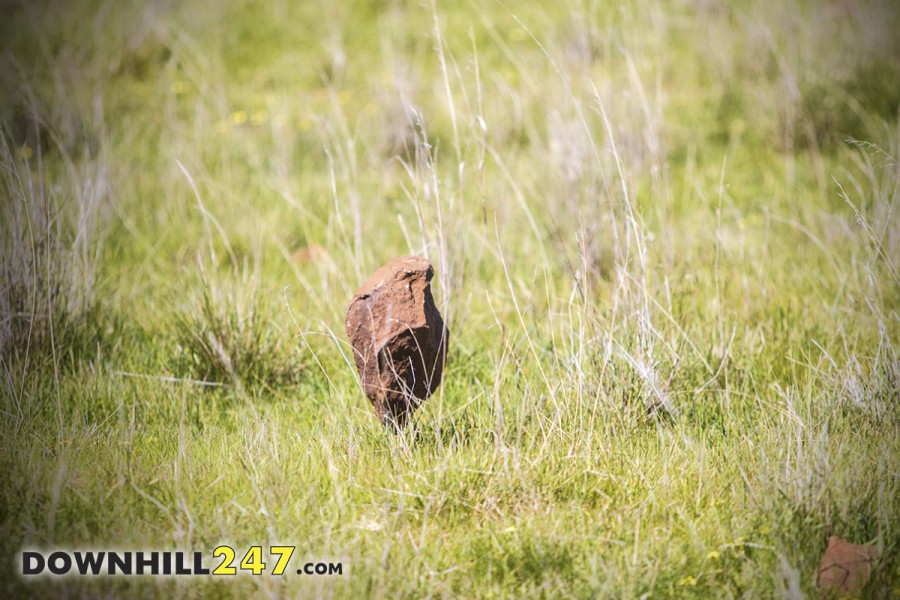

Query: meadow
[{"left": 1, "top": 0, "right": 899, "bottom": 597}]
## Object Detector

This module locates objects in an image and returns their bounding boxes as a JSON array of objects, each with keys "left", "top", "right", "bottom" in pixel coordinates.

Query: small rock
[
  {"left": 345, "top": 256, "right": 448, "bottom": 427},
  {"left": 291, "top": 244, "right": 326, "bottom": 263},
  {"left": 816, "top": 535, "right": 879, "bottom": 595}
]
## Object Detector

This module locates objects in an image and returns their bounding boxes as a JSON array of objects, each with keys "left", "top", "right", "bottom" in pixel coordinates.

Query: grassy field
[{"left": 1, "top": 0, "right": 899, "bottom": 597}]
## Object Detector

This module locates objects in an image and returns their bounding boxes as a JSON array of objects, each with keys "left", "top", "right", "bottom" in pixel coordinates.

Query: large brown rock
[
  {"left": 345, "top": 256, "right": 448, "bottom": 426},
  {"left": 816, "top": 536, "right": 879, "bottom": 595}
]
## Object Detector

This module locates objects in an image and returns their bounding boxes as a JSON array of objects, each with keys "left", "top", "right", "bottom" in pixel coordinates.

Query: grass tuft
[{"left": 172, "top": 264, "right": 304, "bottom": 390}]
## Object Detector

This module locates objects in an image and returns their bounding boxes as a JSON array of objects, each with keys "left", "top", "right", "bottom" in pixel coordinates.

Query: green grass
[{"left": 1, "top": 0, "right": 899, "bottom": 597}]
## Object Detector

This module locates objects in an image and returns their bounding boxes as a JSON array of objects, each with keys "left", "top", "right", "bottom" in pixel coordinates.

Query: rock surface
[
  {"left": 345, "top": 256, "right": 448, "bottom": 426},
  {"left": 816, "top": 536, "right": 879, "bottom": 595}
]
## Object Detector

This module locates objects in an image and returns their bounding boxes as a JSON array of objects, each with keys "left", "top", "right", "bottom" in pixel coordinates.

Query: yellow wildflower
[{"left": 231, "top": 111, "right": 248, "bottom": 126}]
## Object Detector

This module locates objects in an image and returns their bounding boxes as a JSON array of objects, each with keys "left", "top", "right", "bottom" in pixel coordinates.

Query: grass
[{"left": 1, "top": 0, "right": 899, "bottom": 597}]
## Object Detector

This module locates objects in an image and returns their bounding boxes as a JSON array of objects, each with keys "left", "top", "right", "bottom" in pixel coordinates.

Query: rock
[
  {"left": 816, "top": 536, "right": 879, "bottom": 595},
  {"left": 345, "top": 256, "right": 448, "bottom": 427},
  {"left": 291, "top": 244, "right": 327, "bottom": 264}
]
